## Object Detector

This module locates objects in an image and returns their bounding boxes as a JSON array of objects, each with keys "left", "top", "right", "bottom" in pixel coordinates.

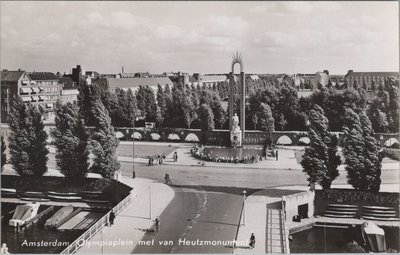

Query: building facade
[
  {"left": 1, "top": 70, "right": 31, "bottom": 122},
  {"left": 1, "top": 71, "right": 62, "bottom": 123},
  {"left": 345, "top": 70, "right": 399, "bottom": 90},
  {"left": 58, "top": 76, "right": 79, "bottom": 103}
]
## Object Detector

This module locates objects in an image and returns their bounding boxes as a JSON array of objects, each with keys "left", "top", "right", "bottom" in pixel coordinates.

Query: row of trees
[
  {"left": 7, "top": 96, "right": 120, "bottom": 179},
  {"left": 301, "top": 104, "right": 382, "bottom": 192},
  {"left": 84, "top": 76, "right": 399, "bottom": 135}
]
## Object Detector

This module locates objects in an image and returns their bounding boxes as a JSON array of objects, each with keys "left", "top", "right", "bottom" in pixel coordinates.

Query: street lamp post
[
  {"left": 149, "top": 184, "right": 152, "bottom": 220},
  {"left": 132, "top": 117, "right": 135, "bottom": 177},
  {"left": 242, "top": 190, "right": 247, "bottom": 226}
]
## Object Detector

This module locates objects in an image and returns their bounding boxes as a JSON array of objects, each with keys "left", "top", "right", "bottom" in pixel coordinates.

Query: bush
[{"left": 383, "top": 148, "right": 400, "bottom": 160}]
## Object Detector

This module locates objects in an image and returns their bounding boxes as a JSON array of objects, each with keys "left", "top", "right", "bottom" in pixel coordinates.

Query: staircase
[
  {"left": 362, "top": 206, "right": 399, "bottom": 221},
  {"left": 323, "top": 204, "right": 358, "bottom": 218},
  {"left": 266, "top": 209, "right": 289, "bottom": 254}
]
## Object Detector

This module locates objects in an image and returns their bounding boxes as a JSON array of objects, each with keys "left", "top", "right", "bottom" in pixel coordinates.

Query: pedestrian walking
[
  {"left": 155, "top": 216, "right": 160, "bottom": 232},
  {"left": 249, "top": 233, "right": 255, "bottom": 249},
  {"left": 174, "top": 152, "right": 178, "bottom": 162},
  {"left": 109, "top": 210, "right": 116, "bottom": 226},
  {"left": 132, "top": 170, "right": 136, "bottom": 179},
  {"left": 275, "top": 150, "right": 279, "bottom": 161}
]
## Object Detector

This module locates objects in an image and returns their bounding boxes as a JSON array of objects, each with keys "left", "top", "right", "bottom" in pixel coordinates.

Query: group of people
[
  {"left": 148, "top": 154, "right": 166, "bottom": 166},
  {"left": 243, "top": 155, "right": 263, "bottom": 164},
  {"left": 191, "top": 146, "right": 264, "bottom": 164},
  {"left": 263, "top": 147, "right": 279, "bottom": 161}
]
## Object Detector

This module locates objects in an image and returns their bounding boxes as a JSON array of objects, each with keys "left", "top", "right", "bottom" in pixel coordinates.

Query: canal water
[
  {"left": 290, "top": 226, "right": 399, "bottom": 253},
  {"left": 1, "top": 203, "right": 85, "bottom": 254}
]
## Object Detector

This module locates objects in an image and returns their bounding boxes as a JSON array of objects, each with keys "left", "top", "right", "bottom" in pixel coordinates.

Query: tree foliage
[
  {"left": 8, "top": 96, "right": 48, "bottom": 176},
  {"left": 301, "top": 104, "right": 340, "bottom": 189},
  {"left": 198, "top": 103, "right": 215, "bottom": 131},
  {"left": 342, "top": 108, "right": 382, "bottom": 191},
  {"left": 1, "top": 135, "right": 6, "bottom": 171},
  {"left": 90, "top": 99, "right": 120, "bottom": 179},
  {"left": 51, "top": 101, "right": 90, "bottom": 179}
]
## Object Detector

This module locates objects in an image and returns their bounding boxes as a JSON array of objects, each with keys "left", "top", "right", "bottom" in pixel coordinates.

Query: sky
[{"left": 1, "top": 1, "right": 399, "bottom": 75}]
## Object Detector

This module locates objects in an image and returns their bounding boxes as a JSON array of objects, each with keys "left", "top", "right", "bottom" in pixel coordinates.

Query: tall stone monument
[{"left": 229, "top": 52, "right": 246, "bottom": 147}]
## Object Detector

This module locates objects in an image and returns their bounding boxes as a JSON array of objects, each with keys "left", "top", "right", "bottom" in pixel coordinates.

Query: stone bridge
[
  {"left": 112, "top": 127, "right": 399, "bottom": 147},
  {"left": 0, "top": 125, "right": 397, "bottom": 148}
]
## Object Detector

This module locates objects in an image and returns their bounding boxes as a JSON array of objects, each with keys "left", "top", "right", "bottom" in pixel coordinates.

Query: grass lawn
[{"left": 117, "top": 144, "right": 179, "bottom": 158}]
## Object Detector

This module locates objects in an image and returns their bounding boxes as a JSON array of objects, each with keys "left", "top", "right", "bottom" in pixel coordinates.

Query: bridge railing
[{"left": 60, "top": 192, "right": 135, "bottom": 254}]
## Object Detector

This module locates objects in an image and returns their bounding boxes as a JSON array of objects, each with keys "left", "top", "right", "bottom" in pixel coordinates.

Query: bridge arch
[
  {"left": 384, "top": 137, "right": 399, "bottom": 148},
  {"left": 276, "top": 135, "right": 293, "bottom": 145},
  {"left": 150, "top": 133, "right": 161, "bottom": 141},
  {"left": 115, "top": 131, "right": 125, "bottom": 140},
  {"left": 298, "top": 136, "right": 310, "bottom": 145},
  {"left": 167, "top": 133, "right": 181, "bottom": 141},
  {"left": 132, "top": 132, "right": 143, "bottom": 140},
  {"left": 184, "top": 133, "right": 200, "bottom": 142}
]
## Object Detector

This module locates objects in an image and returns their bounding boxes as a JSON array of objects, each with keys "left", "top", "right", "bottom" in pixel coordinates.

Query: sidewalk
[
  {"left": 77, "top": 177, "right": 175, "bottom": 254},
  {"left": 234, "top": 196, "right": 282, "bottom": 254}
]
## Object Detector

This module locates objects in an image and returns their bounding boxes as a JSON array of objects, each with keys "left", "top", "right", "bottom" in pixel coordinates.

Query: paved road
[
  {"left": 46, "top": 153, "right": 400, "bottom": 253},
  {"left": 132, "top": 181, "right": 243, "bottom": 253}
]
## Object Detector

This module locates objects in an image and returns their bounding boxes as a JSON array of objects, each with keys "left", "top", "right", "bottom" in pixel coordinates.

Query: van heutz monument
[{"left": 229, "top": 52, "right": 246, "bottom": 147}]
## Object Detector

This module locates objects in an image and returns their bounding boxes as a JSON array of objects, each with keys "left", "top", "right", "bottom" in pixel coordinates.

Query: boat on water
[
  {"left": 9, "top": 203, "right": 40, "bottom": 227},
  {"left": 361, "top": 221, "right": 386, "bottom": 252},
  {"left": 44, "top": 205, "right": 74, "bottom": 228}
]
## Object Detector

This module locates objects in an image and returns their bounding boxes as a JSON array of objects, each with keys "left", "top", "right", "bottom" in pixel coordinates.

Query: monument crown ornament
[{"left": 229, "top": 52, "right": 246, "bottom": 147}]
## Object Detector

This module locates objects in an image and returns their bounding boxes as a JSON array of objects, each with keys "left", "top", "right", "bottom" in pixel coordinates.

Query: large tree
[
  {"left": 90, "top": 99, "right": 120, "bottom": 179},
  {"left": 77, "top": 81, "right": 102, "bottom": 126},
  {"left": 301, "top": 104, "right": 341, "bottom": 189},
  {"left": 1, "top": 135, "right": 6, "bottom": 171},
  {"left": 136, "top": 85, "right": 157, "bottom": 122},
  {"left": 258, "top": 103, "right": 275, "bottom": 132},
  {"left": 359, "top": 111, "right": 382, "bottom": 192},
  {"left": 8, "top": 96, "right": 48, "bottom": 176},
  {"left": 342, "top": 107, "right": 369, "bottom": 190},
  {"left": 198, "top": 103, "right": 215, "bottom": 131},
  {"left": 51, "top": 101, "right": 90, "bottom": 179}
]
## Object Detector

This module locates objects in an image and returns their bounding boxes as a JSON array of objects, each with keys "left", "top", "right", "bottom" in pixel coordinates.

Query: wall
[
  {"left": 282, "top": 191, "right": 315, "bottom": 221},
  {"left": 314, "top": 189, "right": 400, "bottom": 216}
]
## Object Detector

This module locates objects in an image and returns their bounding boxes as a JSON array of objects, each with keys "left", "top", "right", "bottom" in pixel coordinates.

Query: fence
[{"left": 60, "top": 192, "right": 135, "bottom": 254}]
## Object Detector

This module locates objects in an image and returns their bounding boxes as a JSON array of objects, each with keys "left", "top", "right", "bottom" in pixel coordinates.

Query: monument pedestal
[{"left": 230, "top": 129, "right": 242, "bottom": 147}]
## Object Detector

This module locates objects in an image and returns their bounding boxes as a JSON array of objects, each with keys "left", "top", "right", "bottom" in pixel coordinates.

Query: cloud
[{"left": 200, "top": 15, "right": 249, "bottom": 37}]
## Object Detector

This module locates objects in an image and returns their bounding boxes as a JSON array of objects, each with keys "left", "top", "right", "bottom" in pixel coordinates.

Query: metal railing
[{"left": 60, "top": 192, "right": 135, "bottom": 254}]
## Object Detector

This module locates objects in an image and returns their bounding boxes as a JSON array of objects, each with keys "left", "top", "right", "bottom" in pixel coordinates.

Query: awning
[
  {"left": 31, "top": 87, "right": 40, "bottom": 93},
  {"left": 20, "top": 88, "right": 31, "bottom": 94},
  {"left": 31, "top": 96, "right": 39, "bottom": 101},
  {"left": 39, "top": 96, "right": 45, "bottom": 101},
  {"left": 46, "top": 103, "right": 53, "bottom": 108},
  {"left": 21, "top": 97, "right": 31, "bottom": 102},
  {"left": 30, "top": 81, "right": 36, "bottom": 84},
  {"left": 22, "top": 81, "right": 29, "bottom": 85}
]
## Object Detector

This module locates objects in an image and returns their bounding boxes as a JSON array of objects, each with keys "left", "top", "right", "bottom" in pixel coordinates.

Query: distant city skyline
[{"left": 1, "top": 1, "right": 399, "bottom": 75}]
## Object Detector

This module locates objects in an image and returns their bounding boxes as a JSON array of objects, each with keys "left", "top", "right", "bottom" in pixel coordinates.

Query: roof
[
  {"left": 106, "top": 77, "right": 173, "bottom": 90},
  {"left": 1, "top": 70, "right": 26, "bottom": 82},
  {"left": 58, "top": 77, "right": 76, "bottom": 89},
  {"left": 346, "top": 72, "right": 399, "bottom": 78},
  {"left": 120, "top": 73, "right": 136, "bottom": 78},
  {"left": 201, "top": 75, "right": 227, "bottom": 83},
  {"left": 316, "top": 72, "right": 329, "bottom": 78},
  {"left": 28, "top": 72, "right": 59, "bottom": 81}
]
